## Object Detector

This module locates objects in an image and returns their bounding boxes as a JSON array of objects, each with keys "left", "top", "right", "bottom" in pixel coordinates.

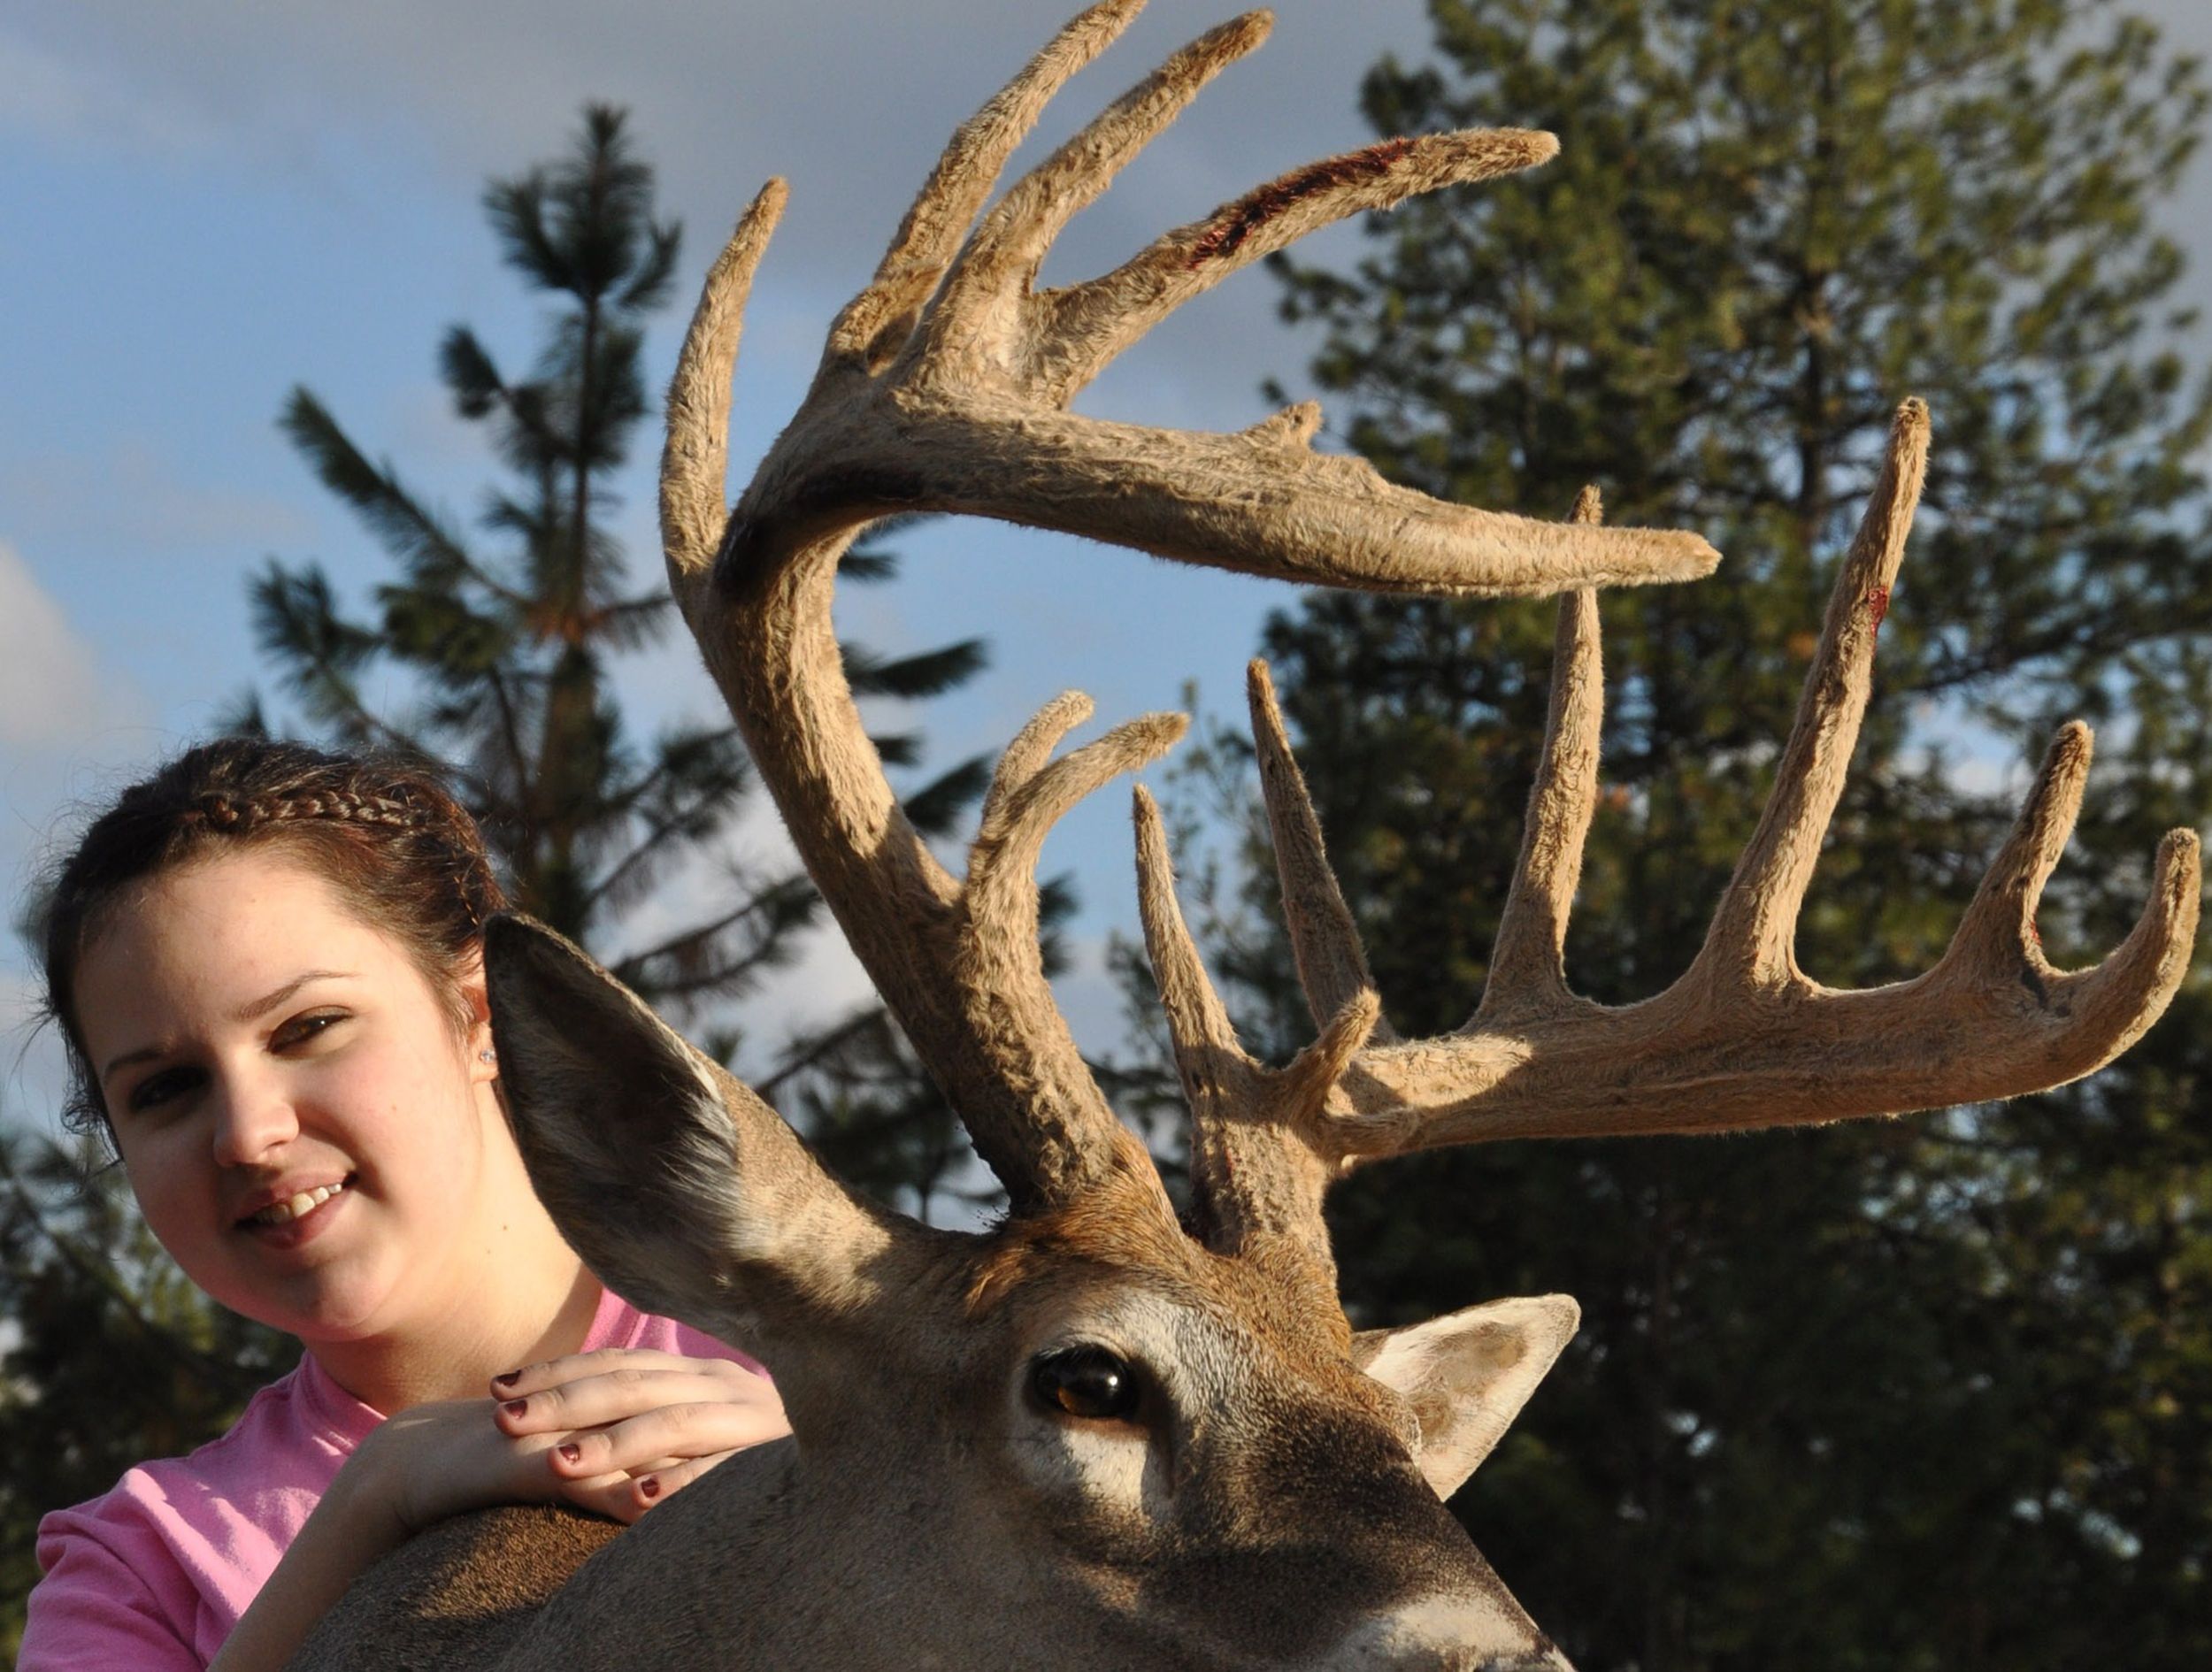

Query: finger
[
  {"left": 490, "top": 1347, "right": 705, "bottom": 1397},
  {"left": 496, "top": 1364, "right": 775, "bottom": 1435},
  {"left": 626, "top": 1450, "right": 740, "bottom": 1515},
  {"left": 545, "top": 1400, "right": 791, "bottom": 1479},
  {"left": 491, "top": 1346, "right": 771, "bottom": 1405},
  {"left": 552, "top": 1468, "right": 668, "bottom": 1528}
]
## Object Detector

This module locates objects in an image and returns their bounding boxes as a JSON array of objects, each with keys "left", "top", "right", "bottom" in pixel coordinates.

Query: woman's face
[{"left": 72, "top": 850, "right": 509, "bottom": 1346}]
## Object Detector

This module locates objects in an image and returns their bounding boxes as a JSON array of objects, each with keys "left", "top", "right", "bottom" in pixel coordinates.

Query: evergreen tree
[
  {"left": 250, "top": 108, "right": 988, "bottom": 1031},
  {"left": 1143, "top": 1, "right": 2212, "bottom": 1664}
]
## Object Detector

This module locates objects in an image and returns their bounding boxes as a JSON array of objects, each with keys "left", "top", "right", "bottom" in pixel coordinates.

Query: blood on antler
[
  {"left": 1135, "top": 400, "right": 2200, "bottom": 1262},
  {"left": 657, "top": 0, "right": 1718, "bottom": 1213}
]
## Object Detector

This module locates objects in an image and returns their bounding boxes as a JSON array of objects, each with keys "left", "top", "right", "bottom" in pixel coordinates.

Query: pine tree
[
  {"left": 250, "top": 108, "right": 988, "bottom": 1032},
  {"left": 1146, "top": 1, "right": 2212, "bottom": 1663}
]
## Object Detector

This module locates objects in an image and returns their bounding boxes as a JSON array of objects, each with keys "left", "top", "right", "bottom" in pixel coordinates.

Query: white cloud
[{"left": 0, "top": 538, "right": 144, "bottom": 748}]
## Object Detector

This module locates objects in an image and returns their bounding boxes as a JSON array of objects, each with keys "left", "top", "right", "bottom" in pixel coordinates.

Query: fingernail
[
  {"left": 502, "top": 1399, "right": 528, "bottom": 1418},
  {"left": 558, "top": 1442, "right": 582, "bottom": 1465},
  {"left": 491, "top": 1369, "right": 519, "bottom": 1387},
  {"left": 638, "top": 1476, "right": 661, "bottom": 1499}
]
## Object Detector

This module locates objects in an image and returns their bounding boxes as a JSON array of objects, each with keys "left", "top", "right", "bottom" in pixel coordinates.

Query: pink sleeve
[{"left": 21, "top": 1514, "right": 206, "bottom": 1672}]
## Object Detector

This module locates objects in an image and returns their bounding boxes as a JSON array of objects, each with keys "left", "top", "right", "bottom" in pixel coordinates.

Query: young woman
[{"left": 19, "top": 738, "right": 789, "bottom": 1670}]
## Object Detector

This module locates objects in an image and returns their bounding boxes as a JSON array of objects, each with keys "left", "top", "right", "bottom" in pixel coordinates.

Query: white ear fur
[{"left": 1353, "top": 1294, "right": 1579, "bottom": 1500}]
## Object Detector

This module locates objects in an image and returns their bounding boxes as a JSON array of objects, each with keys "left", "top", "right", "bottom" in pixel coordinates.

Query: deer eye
[{"left": 1030, "top": 1346, "right": 1141, "bottom": 1421}]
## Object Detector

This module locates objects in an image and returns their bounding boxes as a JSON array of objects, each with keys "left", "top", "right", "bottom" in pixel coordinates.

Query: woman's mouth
[{"left": 245, "top": 1177, "right": 351, "bottom": 1230}]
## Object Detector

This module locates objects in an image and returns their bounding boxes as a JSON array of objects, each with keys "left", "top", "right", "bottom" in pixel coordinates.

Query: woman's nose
[{"left": 210, "top": 1071, "right": 302, "bottom": 1166}]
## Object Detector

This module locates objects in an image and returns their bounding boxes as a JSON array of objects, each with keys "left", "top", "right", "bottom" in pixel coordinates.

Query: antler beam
[
  {"left": 658, "top": 0, "right": 1721, "bottom": 1211},
  {"left": 1148, "top": 402, "right": 2199, "bottom": 1211}
]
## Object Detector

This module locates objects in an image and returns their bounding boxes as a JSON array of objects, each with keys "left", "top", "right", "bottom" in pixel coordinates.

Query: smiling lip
[{"left": 236, "top": 1177, "right": 354, "bottom": 1247}]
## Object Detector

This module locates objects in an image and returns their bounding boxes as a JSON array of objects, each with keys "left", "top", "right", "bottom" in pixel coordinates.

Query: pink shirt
[{"left": 20, "top": 1291, "right": 759, "bottom": 1670}]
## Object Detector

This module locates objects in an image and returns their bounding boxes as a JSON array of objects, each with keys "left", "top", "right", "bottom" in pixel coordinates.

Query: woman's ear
[{"left": 456, "top": 949, "right": 498, "bottom": 1084}]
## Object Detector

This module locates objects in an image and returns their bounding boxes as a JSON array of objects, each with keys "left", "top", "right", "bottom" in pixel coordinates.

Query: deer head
[{"left": 298, "top": 4, "right": 2200, "bottom": 1668}]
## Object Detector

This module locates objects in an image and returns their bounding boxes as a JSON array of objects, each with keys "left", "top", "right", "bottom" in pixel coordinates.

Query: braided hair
[{"left": 37, "top": 738, "right": 507, "bottom": 1140}]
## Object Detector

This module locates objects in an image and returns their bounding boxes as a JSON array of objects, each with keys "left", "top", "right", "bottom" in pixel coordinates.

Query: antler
[
  {"left": 1140, "top": 400, "right": 2200, "bottom": 1250},
  {"left": 660, "top": 1, "right": 1718, "bottom": 1213}
]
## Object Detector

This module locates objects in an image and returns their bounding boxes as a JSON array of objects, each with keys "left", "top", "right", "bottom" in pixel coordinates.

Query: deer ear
[
  {"left": 1352, "top": 1293, "right": 1579, "bottom": 1500},
  {"left": 483, "top": 914, "right": 902, "bottom": 1354}
]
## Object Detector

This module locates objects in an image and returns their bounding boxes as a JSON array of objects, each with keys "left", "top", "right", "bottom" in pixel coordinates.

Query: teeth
[{"left": 251, "top": 1180, "right": 346, "bottom": 1228}]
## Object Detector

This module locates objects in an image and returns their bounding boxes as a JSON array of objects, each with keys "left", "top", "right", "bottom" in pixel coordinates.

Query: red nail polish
[
  {"left": 638, "top": 1476, "right": 661, "bottom": 1499},
  {"left": 502, "top": 1399, "right": 528, "bottom": 1418},
  {"left": 491, "top": 1370, "right": 519, "bottom": 1387},
  {"left": 558, "top": 1442, "right": 581, "bottom": 1465}
]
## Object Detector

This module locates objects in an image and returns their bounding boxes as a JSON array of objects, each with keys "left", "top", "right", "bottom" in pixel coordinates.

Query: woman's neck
[
  {"left": 306, "top": 1084, "right": 610, "bottom": 1413},
  {"left": 312, "top": 1261, "right": 604, "bottom": 1415}
]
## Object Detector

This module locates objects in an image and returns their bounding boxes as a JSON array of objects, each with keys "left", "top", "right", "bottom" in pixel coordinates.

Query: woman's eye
[
  {"left": 273, "top": 1011, "right": 347, "bottom": 1051},
  {"left": 127, "top": 1067, "right": 203, "bottom": 1114},
  {"left": 1030, "top": 1346, "right": 1143, "bottom": 1422}
]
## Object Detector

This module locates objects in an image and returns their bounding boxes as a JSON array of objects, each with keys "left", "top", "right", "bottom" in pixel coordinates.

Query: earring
[{"left": 480, "top": 1049, "right": 497, "bottom": 1064}]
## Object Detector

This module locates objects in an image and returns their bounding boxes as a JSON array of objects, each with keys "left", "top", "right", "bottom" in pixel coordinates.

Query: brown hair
[{"left": 37, "top": 737, "right": 507, "bottom": 1140}]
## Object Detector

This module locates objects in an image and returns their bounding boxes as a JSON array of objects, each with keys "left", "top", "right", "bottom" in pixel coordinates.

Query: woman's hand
[
  {"left": 209, "top": 1353, "right": 783, "bottom": 1671},
  {"left": 490, "top": 1348, "right": 789, "bottom": 1522},
  {"left": 354, "top": 1350, "right": 785, "bottom": 1538}
]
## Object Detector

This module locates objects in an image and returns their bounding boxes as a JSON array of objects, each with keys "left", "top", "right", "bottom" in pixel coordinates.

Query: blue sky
[{"left": 5, "top": 0, "right": 2210, "bottom": 1127}]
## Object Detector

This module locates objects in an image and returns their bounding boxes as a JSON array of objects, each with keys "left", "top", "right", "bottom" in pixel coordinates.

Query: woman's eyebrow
[
  {"left": 100, "top": 970, "right": 360, "bottom": 1079},
  {"left": 230, "top": 970, "right": 357, "bottom": 1025}
]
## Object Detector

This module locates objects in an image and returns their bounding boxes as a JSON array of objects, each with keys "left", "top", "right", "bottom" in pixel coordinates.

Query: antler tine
[
  {"left": 1032, "top": 127, "right": 1559, "bottom": 407},
  {"left": 956, "top": 706, "right": 1187, "bottom": 1203},
  {"left": 979, "top": 690, "right": 1096, "bottom": 840},
  {"left": 1133, "top": 783, "right": 1252, "bottom": 1096},
  {"left": 2072, "top": 829, "right": 2202, "bottom": 1052},
  {"left": 1133, "top": 785, "right": 1378, "bottom": 1293},
  {"left": 1944, "top": 719, "right": 2091, "bottom": 972},
  {"left": 1937, "top": 724, "right": 2200, "bottom": 1064},
  {"left": 828, "top": 0, "right": 1146, "bottom": 369},
  {"left": 1248, "top": 657, "right": 1398, "bottom": 1043},
  {"left": 1691, "top": 398, "right": 1931, "bottom": 992},
  {"left": 663, "top": 180, "right": 787, "bottom": 583},
  {"left": 927, "top": 12, "right": 1271, "bottom": 355},
  {"left": 1476, "top": 486, "right": 1608, "bottom": 1026},
  {"left": 972, "top": 710, "right": 1188, "bottom": 904}
]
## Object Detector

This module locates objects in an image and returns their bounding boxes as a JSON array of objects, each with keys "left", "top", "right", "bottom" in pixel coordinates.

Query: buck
[{"left": 293, "top": 3, "right": 2200, "bottom": 1667}]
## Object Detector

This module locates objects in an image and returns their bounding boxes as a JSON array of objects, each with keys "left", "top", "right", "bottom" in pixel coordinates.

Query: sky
[{"left": 5, "top": 0, "right": 2211, "bottom": 1131}]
